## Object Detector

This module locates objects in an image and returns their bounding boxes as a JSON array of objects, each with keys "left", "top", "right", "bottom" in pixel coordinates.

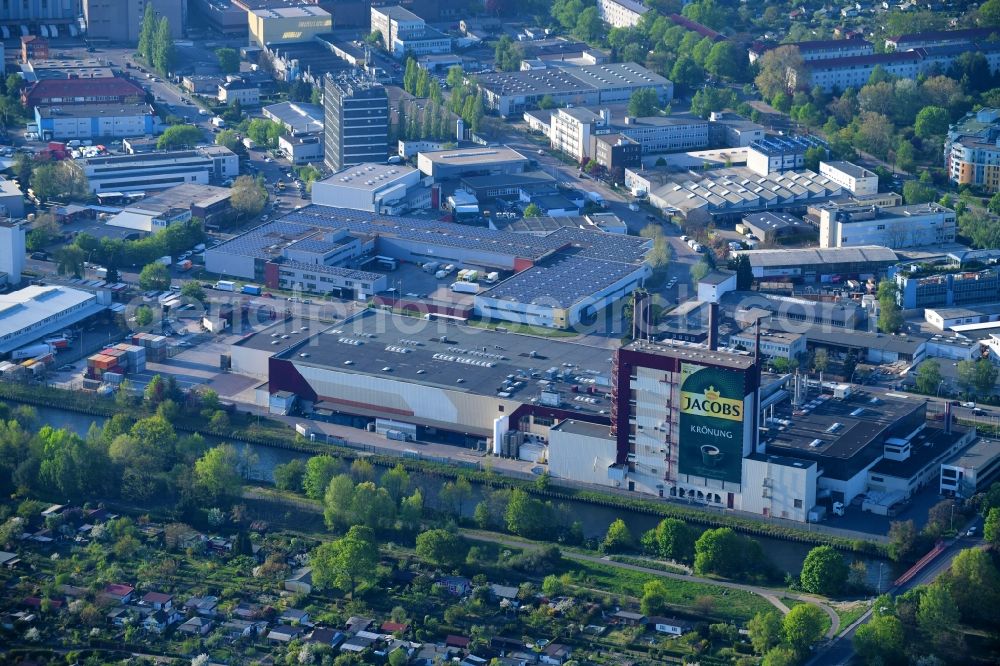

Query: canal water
[{"left": 29, "top": 405, "right": 888, "bottom": 584}]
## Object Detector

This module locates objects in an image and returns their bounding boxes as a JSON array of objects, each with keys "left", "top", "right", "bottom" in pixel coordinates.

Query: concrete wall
[
  {"left": 548, "top": 425, "right": 618, "bottom": 486},
  {"left": 205, "top": 248, "right": 257, "bottom": 279},
  {"left": 742, "top": 457, "right": 816, "bottom": 522}
]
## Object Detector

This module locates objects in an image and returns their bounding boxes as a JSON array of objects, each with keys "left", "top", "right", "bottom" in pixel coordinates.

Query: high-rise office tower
[{"left": 323, "top": 74, "right": 389, "bottom": 171}]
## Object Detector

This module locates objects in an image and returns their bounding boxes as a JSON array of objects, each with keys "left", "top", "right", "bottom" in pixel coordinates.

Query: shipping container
[
  {"left": 242, "top": 284, "right": 262, "bottom": 295},
  {"left": 12, "top": 343, "right": 54, "bottom": 360}
]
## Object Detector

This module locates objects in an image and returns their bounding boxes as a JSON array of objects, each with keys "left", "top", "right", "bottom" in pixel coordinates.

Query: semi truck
[
  {"left": 586, "top": 191, "right": 607, "bottom": 207},
  {"left": 12, "top": 343, "right": 55, "bottom": 360},
  {"left": 451, "top": 281, "right": 480, "bottom": 294}
]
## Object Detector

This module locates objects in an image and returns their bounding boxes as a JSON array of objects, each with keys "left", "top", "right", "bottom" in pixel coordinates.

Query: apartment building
[
  {"left": 370, "top": 5, "right": 450, "bottom": 58},
  {"left": 748, "top": 37, "right": 874, "bottom": 64},
  {"left": 597, "top": 0, "right": 649, "bottom": 28},
  {"left": 945, "top": 108, "right": 1000, "bottom": 193}
]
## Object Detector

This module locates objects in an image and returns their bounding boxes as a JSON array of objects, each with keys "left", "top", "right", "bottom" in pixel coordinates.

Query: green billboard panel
[{"left": 677, "top": 362, "right": 746, "bottom": 484}]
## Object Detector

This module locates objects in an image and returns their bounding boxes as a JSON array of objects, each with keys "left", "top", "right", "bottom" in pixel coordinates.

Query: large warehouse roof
[
  {"left": 735, "top": 245, "right": 898, "bottom": 267},
  {"left": 274, "top": 310, "right": 614, "bottom": 415},
  {"left": 0, "top": 285, "right": 105, "bottom": 353}
]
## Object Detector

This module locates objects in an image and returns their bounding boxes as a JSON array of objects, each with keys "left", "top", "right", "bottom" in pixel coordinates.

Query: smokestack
[
  {"left": 944, "top": 402, "right": 952, "bottom": 435},
  {"left": 707, "top": 302, "right": 719, "bottom": 351},
  {"left": 632, "top": 291, "right": 650, "bottom": 341}
]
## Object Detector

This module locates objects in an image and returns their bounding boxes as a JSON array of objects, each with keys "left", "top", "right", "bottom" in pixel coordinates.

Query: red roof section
[
  {"left": 25, "top": 77, "right": 146, "bottom": 104},
  {"left": 103, "top": 583, "right": 135, "bottom": 597},
  {"left": 142, "top": 591, "right": 173, "bottom": 604},
  {"left": 381, "top": 621, "right": 409, "bottom": 633},
  {"left": 446, "top": 635, "right": 470, "bottom": 648}
]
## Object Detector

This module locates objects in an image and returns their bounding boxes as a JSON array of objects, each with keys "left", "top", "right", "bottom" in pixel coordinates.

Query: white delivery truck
[{"left": 451, "top": 281, "right": 480, "bottom": 294}]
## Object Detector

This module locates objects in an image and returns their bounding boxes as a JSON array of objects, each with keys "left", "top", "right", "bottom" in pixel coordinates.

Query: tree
[
  {"left": 888, "top": 519, "right": 918, "bottom": 562},
  {"left": 273, "top": 458, "right": 306, "bottom": 491},
  {"left": 323, "top": 474, "right": 356, "bottom": 528},
  {"left": 157, "top": 125, "right": 203, "bottom": 150},
  {"left": 755, "top": 46, "right": 806, "bottom": 99},
  {"left": 671, "top": 56, "right": 705, "bottom": 93},
  {"left": 649, "top": 517, "right": 695, "bottom": 563},
  {"left": 956, "top": 358, "right": 998, "bottom": 395},
  {"left": 731, "top": 254, "right": 753, "bottom": 290},
  {"left": 803, "top": 145, "right": 825, "bottom": 171},
  {"left": 914, "top": 106, "right": 950, "bottom": 139},
  {"left": 799, "top": 545, "right": 848, "bottom": 596},
  {"left": 403, "top": 58, "right": 418, "bottom": 94},
  {"left": 694, "top": 528, "right": 743, "bottom": 577},
  {"left": 215, "top": 129, "right": 240, "bottom": 151},
  {"left": 877, "top": 280, "right": 904, "bottom": 334},
  {"left": 152, "top": 16, "right": 174, "bottom": 74},
  {"left": 137, "top": 2, "right": 156, "bottom": 64},
  {"left": 231, "top": 175, "right": 267, "bottom": 218},
  {"left": 705, "top": 41, "right": 746, "bottom": 81},
  {"left": 439, "top": 476, "right": 472, "bottom": 515},
  {"left": 381, "top": 464, "right": 410, "bottom": 503},
  {"left": 246, "top": 119, "right": 283, "bottom": 148},
  {"left": 505, "top": 488, "right": 548, "bottom": 539},
  {"left": 139, "top": 262, "right": 171, "bottom": 291},
  {"left": 903, "top": 180, "right": 937, "bottom": 205},
  {"left": 216, "top": 48, "right": 239, "bottom": 74},
  {"left": 180, "top": 281, "right": 204, "bottom": 303},
  {"left": 762, "top": 646, "right": 797, "bottom": 666},
  {"left": 30, "top": 161, "right": 88, "bottom": 201},
  {"left": 628, "top": 88, "right": 659, "bottom": 117},
  {"left": 982, "top": 0, "right": 1000, "bottom": 26},
  {"left": 985, "top": 507, "right": 1000, "bottom": 545},
  {"left": 853, "top": 614, "right": 905, "bottom": 665},
  {"left": 690, "top": 259, "right": 711, "bottom": 284},
  {"left": 311, "top": 525, "right": 378, "bottom": 597},
  {"left": 194, "top": 444, "right": 242, "bottom": 504},
  {"left": 917, "top": 583, "right": 959, "bottom": 645},
  {"left": 748, "top": 610, "right": 783, "bottom": 654},
  {"left": 494, "top": 35, "right": 523, "bottom": 72},
  {"left": 538, "top": 94, "right": 558, "bottom": 110},
  {"left": 523, "top": 203, "right": 542, "bottom": 217},
  {"left": 601, "top": 518, "right": 634, "bottom": 553},
  {"left": 350, "top": 481, "right": 395, "bottom": 529},
  {"left": 415, "top": 529, "right": 465, "bottom": 567},
  {"left": 303, "top": 455, "right": 340, "bottom": 500},
  {"left": 574, "top": 7, "right": 602, "bottom": 42},
  {"left": 135, "top": 305, "right": 154, "bottom": 327},
  {"left": 782, "top": 603, "right": 826, "bottom": 654},
  {"left": 640, "top": 580, "right": 671, "bottom": 616},
  {"left": 915, "top": 360, "right": 943, "bottom": 395},
  {"left": 946, "top": 547, "right": 1000, "bottom": 625},
  {"left": 854, "top": 112, "right": 895, "bottom": 159}
]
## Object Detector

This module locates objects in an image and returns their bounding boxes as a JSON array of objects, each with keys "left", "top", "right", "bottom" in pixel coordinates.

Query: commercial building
[
  {"left": 218, "top": 79, "right": 260, "bottom": 106},
  {"left": 278, "top": 133, "right": 323, "bottom": 165},
  {"left": 77, "top": 146, "right": 240, "bottom": 194},
  {"left": 817, "top": 202, "right": 956, "bottom": 249},
  {"left": 189, "top": 0, "right": 247, "bottom": 34},
  {"left": 885, "top": 27, "right": 1000, "bottom": 51},
  {"left": 729, "top": 328, "right": 806, "bottom": 360},
  {"left": 696, "top": 270, "right": 736, "bottom": 304},
  {"left": 105, "top": 183, "right": 234, "bottom": 233},
  {"left": 369, "top": 5, "right": 451, "bottom": 59},
  {"left": 311, "top": 163, "right": 422, "bottom": 214},
  {"left": 732, "top": 246, "right": 898, "bottom": 283},
  {"left": 416, "top": 146, "right": 529, "bottom": 181},
  {"left": 747, "top": 136, "right": 827, "bottom": 176},
  {"left": 549, "top": 106, "right": 711, "bottom": 160},
  {"left": 477, "top": 62, "right": 672, "bottom": 118},
  {"left": 83, "top": 0, "right": 186, "bottom": 43},
  {"left": 20, "top": 57, "right": 114, "bottom": 82},
  {"left": 22, "top": 77, "right": 146, "bottom": 110},
  {"left": 592, "top": 133, "right": 641, "bottom": 174},
  {"left": 323, "top": 75, "right": 389, "bottom": 172},
  {"left": 0, "top": 221, "right": 25, "bottom": 287},
  {"left": 248, "top": 5, "right": 332, "bottom": 48},
  {"left": 940, "top": 438, "right": 1000, "bottom": 497},
  {"left": 945, "top": 108, "right": 1000, "bottom": 193},
  {"left": 0, "top": 285, "right": 109, "bottom": 355},
  {"left": 1, "top": 0, "right": 78, "bottom": 25},
  {"left": 739, "top": 212, "right": 813, "bottom": 244},
  {"left": 263, "top": 101, "right": 324, "bottom": 135},
  {"left": 182, "top": 75, "right": 224, "bottom": 95},
  {"left": 0, "top": 178, "right": 26, "bottom": 219},
  {"left": 20, "top": 35, "right": 49, "bottom": 62},
  {"left": 707, "top": 111, "right": 766, "bottom": 148},
  {"left": 727, "top": 292, "right": 867, "bottom": 330},
  {"left": 819, "top": 161, "right": 878, "bottom": 196},
  {"left": 597, "top": 0, "right": 648, "bottom": 28},
  {"left": 893, "top": 265, "right": 1000, "bottom": 310},
  {"left": 748, "top": 37, "right": 874, "bottom": 64},
  {"left": 34, "top": 102, "right": 156, "bottom": 140},
  {"left": 628, "top": 167, "right": 844, "bottom": 226}
]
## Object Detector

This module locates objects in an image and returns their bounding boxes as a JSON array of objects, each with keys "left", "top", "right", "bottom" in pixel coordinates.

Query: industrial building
[
  {"left": 278, "top": 134, "right": 323, "bottom": 165},
  {"left": 82, "top": 0, "right": 186, "bottom": 43},
  {"left": 248, "top": 5, "right": 332, "bottom": 48},
  {"left": 477, "top": 62, "right": 672, "bottom": 118},
  {"left": 369, "top": 5, "right": 451, "bottom": 58},
  {"left": 77, "top": 146, "right": 240, "bottom": 194},
  {"left": 739, "top": 212, "right": 814, "bottom": 244},
  {"left": 20, "top": 57, "right": 114, "bottom": 82},
  {"left": 21, "top": 77, "right": 146, "bottom": 110},
  {"left": 0, "top": 221, "right": 25, "bottom": 287},
  {"left": 311, "top": 164, "right": 422, "bottom": 214},
  {"left": 263, "top": 101, "right": 324, "bottom": 135},
  {"left": 732, "top": 245, "right": 898, "bottom": 283},
  {"left": 323, "top": 74, "right": 389, "bottom": 172},
  {"left": 0, "top": 178, "right": 25, "bottom": 219},
  {"left": 747, "top": 135, "right": 827, "bottom": 176},
  {"left": 548, "top": 107, "right": 711, "bottom": 161},
  {"left": 105, "top": 183, "right": 233, "bottom": 233},
  {"left": 940, "top": 438, "right": 1000, "bottom": 497},
  {"left": 416, "top": 146, "right": 529, "bottom": 181},
  {"left": 207, "top": 203, "right": 652, "bottom": 327},
  {"left": 34, "top": 102, "right": 156, "bottom": 140},
  {"left": 819, "top": 161, "right": 878, "bottom": 196},
  {"left": 0, "top": 285, "right": 110, "bottom": 355},
  {"left": 817, "top": 202, "right": 956, "bottom": 249},
  {"left": 893, "top": 265, "right": 1000, "bottom": 310}
]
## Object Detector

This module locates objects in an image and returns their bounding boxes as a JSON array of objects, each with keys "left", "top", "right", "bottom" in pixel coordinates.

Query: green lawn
[
  {"left": 608, "top": 555, "right": 688, "bottom": 575},
  {"left": 561, "top": 559, "right": 774, "bottom": 623},
  {"left": 834, "top": 601, "right": 871, "bottom": 629}
]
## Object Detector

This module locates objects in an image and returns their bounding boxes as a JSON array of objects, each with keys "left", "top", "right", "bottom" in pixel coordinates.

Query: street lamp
[{"left": 936, "top": 379, "right": 945, "bottom": 398}]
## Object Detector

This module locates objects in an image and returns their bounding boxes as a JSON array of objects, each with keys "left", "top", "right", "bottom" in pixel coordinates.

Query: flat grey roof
[
  {"left": 735, "top": 245, "right": 898, "bottom": 268},
  {"left": 822, "top": 160, "right": 875, "bottom": 179},
  {"left": 36, "top": 102, "right": 152, "bottom": 118},
  {"left": 945, "top": 437, "right": 1000, "bottom": 471},
  {"left": 624, "top": 338, "right": 758, "bottom": 370},
  {"left": 273, "top": 310, "right": 614, "bottom": 415},
  {"left": 420, "top": 146, "right": 528, "bottom": 166},
  {"left": 699, "top": 270, "right": 734, "bottom": 286},
  {"left": 552, "top": 418, "right": 614, "bottom": 439}
]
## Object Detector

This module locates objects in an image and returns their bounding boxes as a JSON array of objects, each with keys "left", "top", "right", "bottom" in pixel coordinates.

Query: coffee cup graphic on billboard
[{"left": 678, "top": 363, "right": 745, "bottom": 483}]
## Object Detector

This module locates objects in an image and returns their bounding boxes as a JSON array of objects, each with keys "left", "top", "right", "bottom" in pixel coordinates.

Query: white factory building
[
  {"left": 0, "top": 220, "right": 25, "bottom": 287},
  {"left": 0, "top": 285, "right": 110, "bottom": 354},
  {"left": 819, "top": 160, "right": 879, "bottom": 196},
  {"left": 311, "top": 163, "right": 423, "bottom": 214},
  {"left": 77, "top": 146, "right": 240, "bottom": 193},
  {"left": 818, "top": 202, "right": 957, "bottom": 249}
]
